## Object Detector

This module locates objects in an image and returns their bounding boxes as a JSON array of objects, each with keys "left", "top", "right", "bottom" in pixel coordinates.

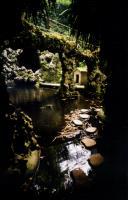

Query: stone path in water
[{"left": 37, "top": 106, "right": 105, "bottom": 195}]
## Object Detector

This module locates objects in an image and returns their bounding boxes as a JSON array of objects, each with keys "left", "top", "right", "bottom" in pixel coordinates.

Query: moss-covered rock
[
  {"left": 0, "top": 103, "right": 40, "bottom": 190},
  {"left": 88, "top": 66, "right": 107, "bottom": 99},
  {"left": 39, "top": 50, "right": 62, "bottom": 83},
  {"left": 1, "top": 48, "right": 44, "bottom": 88}
]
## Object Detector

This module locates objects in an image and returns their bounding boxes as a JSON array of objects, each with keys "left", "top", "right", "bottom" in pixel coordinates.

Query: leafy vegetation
[
  {"left": 57, "top": 0, "right": 71, "bottom": 5},
  {"left": 47, "top": 0, "right": 71, "bottom": 34}
]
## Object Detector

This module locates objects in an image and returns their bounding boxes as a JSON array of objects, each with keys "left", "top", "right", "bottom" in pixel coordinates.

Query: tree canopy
[{"left": 0, "top": 0, "right": 56, "bottom": 40}]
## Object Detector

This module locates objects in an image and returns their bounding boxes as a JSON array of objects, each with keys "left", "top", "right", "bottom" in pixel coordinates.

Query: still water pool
[{"left": 8, "top": 87, "right": 93, "bottom": 145}]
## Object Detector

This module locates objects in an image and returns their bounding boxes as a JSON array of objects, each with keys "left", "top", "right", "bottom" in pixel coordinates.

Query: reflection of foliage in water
[{"left": 37, "top": 144, "right": 68, "bottom": 196}]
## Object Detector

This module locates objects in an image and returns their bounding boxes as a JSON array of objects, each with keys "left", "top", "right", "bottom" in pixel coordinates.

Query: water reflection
[
  {"left": 8, "top": 87, "right": 55, "bottom": 104},
  {"left": 7, "top": 87, "right": 91, "bottom": 145},
  {"left": 8, "top": 87, "right": 65, "bottom": 144}
]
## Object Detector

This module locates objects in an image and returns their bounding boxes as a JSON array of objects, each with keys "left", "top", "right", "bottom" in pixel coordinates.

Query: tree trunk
[{"left": 58, "top": 52, "right": 69, "bottom": 97}]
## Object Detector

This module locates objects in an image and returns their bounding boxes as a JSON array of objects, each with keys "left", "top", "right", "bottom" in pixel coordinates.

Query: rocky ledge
[{"left": 0, "top": 103, "right": 41, "bottom": 192}]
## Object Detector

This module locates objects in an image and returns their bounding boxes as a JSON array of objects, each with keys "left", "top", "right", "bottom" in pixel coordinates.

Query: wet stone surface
[
  {"left": 79, "top": 113, "right": 90, "bottom": 119},
  {"left": 81, "top": 138, "right": 96, "bottom": 148},
  {"left": 85, "top": 127, "right": 97, "bottom": 134},
  {"left": 88, "top": 153, "right": 104, "bottom": 167},
  {"left": 73, "top": 119, "right": 83, "bottom": 126},
  {"left": 36, "top": 140, "right": 92, "bottom": 196},
  {"left": 70, "top": 168, "right": 89, "bottom": 188}
]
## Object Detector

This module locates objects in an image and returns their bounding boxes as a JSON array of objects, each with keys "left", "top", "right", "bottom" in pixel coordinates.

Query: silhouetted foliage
[
  {"left": 69, "top": 2, "right": 128, "bottom": 200},
  {"left": 69, "top": 0, "right": 128, "bottom": 126},
  {"left": 0, "top": 0, "right": 55, "bottom": 40}
]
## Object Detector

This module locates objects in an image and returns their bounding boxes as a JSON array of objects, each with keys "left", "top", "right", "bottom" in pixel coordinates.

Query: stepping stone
[
  {"left": 79, "top": 114, "right": 90, "bottom": 119},
  {"left": 73, "top": 119, "right": 83, "bottom": 126},
  {"left": 70, "top": 168, "right": 89, "bottom": 187},
  {"left": 85, "top": 127, "right": 97, "bottom": 133},
  {"left": 26, "top": 150, "right": 41, "bottom": 175},
  {"left": 66, "top": 130, "right": 81, "bottom": 139},
  {"left": 95, "top": 108, "right": 101, "bottom": 112},
  {"left": 88, "top": 153, "right": 104, "bottom": 167},
  {"left": 80, "top": 109, "right": 89, "bottom": 113},
  {"left": 81, "top": 138, "right": 96, "bottom": 148}
]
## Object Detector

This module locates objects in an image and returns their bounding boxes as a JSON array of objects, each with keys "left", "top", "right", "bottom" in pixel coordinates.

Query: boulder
[
  {"left": 88, "top": 153, "right": 104, "bottom": 167},
  {"left": 81, "top": 138, "right": 96, "bottom": 148}
]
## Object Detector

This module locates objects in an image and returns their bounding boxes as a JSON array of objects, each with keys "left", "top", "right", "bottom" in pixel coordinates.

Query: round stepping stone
[
  {"left": 95, "top": 108, "right": 101, "bottom": 112},
  {"left": 73, "top": 119, "right": 83, "bottom": 126},
  {"left": 88, "top": 153, "right": 104, "bottom": 167},
  {"left": 79, "top": 114, "right": 90, "bottom": 119},
  {"left": 65, "top": 130, "right": 81, "bottom": 139},
  {"left": 70, "top": 168, "right": 89, "bottom": 187},
  {"left": 80, "top": 109, "right": 89, "bottom": 113},
  {"left": 81, "top": 138, "right": 96, "bottom": 148},
  {"left": 85, "top": 127, "right": 97, "bottom": 133}
]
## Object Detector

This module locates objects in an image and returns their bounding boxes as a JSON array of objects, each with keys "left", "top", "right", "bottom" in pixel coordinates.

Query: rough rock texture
[
  {"left": 39, "top": 50, "right": 62, "bottom": 83},
  {"left": 0, "top": 103, "right": 40, "bottom": 191},
  {"left": 1, "top": 48, "right": 43, "bottom": 87}
]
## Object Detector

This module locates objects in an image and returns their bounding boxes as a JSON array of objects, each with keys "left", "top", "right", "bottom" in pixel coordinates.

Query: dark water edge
[{"left": 8, "top": 87, "right": 100, "bottom": 146}]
